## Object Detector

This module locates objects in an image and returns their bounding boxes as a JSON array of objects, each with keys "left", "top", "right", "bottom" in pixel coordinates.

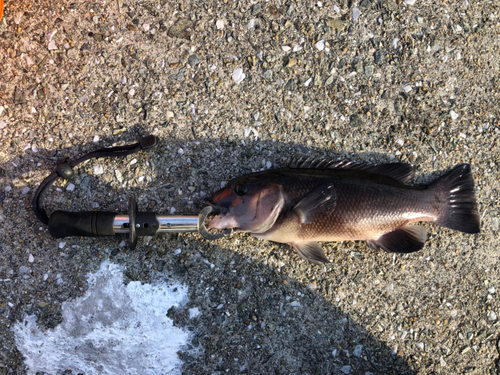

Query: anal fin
[
  {"left": 367, "top": 225, "right": 427, "bottom": 253},
  {"left": 291, "top": 242, "right": 331, "bottom": 265}
]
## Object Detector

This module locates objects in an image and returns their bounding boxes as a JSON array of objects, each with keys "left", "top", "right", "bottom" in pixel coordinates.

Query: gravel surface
[{"left": 1, "top": 0, "right": 499, "bottom": 374}]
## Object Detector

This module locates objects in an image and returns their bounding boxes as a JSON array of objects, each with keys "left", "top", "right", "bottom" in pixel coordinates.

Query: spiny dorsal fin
[{"left": 290, "top": 157, "right": 415, "bottom": 183}]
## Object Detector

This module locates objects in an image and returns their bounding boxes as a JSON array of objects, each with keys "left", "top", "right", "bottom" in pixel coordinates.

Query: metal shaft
[
  {"left": 112, "top": 206, "right": 231, "bottom": 241},
  {"left": 113, "top": 215, "right": 199, "bottom": 234}
]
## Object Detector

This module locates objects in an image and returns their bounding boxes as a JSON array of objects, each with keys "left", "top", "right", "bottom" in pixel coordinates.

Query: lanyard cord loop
[{"left": 31, "top": 135, "right": 157, "bottom": 225}]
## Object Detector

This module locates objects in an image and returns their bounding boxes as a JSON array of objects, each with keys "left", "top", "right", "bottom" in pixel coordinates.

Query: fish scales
[
  {"left": 302, "top": 178, "right": 424, "bottom": 239},
  {"left": 269, "top": 174, "right": 436, "bottom": 243}
]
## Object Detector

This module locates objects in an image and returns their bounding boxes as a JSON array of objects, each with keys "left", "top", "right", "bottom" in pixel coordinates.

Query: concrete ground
[{"left": 0, "top": 0, "right": 499, "bottom": 373}]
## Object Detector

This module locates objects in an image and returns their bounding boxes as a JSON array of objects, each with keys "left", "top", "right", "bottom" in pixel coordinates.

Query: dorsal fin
[{"left": 289, "top": 157, "right": 415, "bottom": 183}]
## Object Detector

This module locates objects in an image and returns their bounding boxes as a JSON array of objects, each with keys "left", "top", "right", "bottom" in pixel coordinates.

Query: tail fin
[{"left": 431, "top": 164, "right": 480, "bottom": 234}]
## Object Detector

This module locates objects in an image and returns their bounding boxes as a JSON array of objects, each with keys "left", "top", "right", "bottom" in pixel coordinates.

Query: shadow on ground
[{"left": 0, "top": 131, "right": 446, "bottom": 374}]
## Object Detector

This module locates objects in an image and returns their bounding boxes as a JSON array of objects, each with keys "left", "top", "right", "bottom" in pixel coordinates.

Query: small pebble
[
  {"left": 232, "top": 68, "right": 246, "bottom": 84},
  {"left": 216, "top": 19, "right": 224, "bottom": 30},
  {"left": 353, "top": 345, "right": 363, "bottom": 358},
  {"left": 188, "top": 55, "right": 200, "bottom": 68},
  {"left": 488, "top": 287, "right": 495, "bottom": 294},
  {"left": 340, "top": 365, "right": 352, "bottom": 374},
  {"left": 115, "top": 170, "right": 123, "bottom": 183},
  {"left": 93, "top": 166, "right": 104, "bottom": 175},
  {"left": 488, "top": 311, "right": 497, "bottom": 321},
  {"left": 174, "top": 248, "right": 182, "bottom": 255},
  {"left": 364, "top": 65, "right": 374, "bottom": 77},
  {"left": 66, "top": 183, "right": 75, "bottom": 192},
  {"left": 19, "top": 266, "right": 29, "bottom": 274},
  {"left": 189, "top": 307, "right": 200, "bottom": 319},
  {"left": 352, "top": 8, "right": 361, "bottom": 21},
  {"left": 59, "top": 242, "right": 66, "bottom": 249},
  {"left": 47, "top": 30, "right": 57, "bottom": 42},
  {"left": 244, "top": 127, "right": 259, "bottom": 138},
  {"left": 314, "top": 40, "right": 325, "bottom": 51},
  {"left": 28, "top": 254, "right": 34, "bottom": 263},
  {"left": 450, "top": 110, "right": 460, "bottom": 120},
  {"left": 48, "top": 40, "right": 58, "bottom": 51}
]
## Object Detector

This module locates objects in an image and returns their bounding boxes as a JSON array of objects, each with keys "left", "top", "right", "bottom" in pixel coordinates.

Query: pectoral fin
[
  {"left": 293, "top": 183, "right": 336, "bottom": 224},
  {"left": 292, "top": 242, "right": 331, "bottom": 265},
  {"left": 367, "top": 225, "right": 427, "bottom": 253}
]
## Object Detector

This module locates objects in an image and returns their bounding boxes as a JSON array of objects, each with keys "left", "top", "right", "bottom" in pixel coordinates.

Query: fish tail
[{"left": 431, "top": 164, "right": 480, "bottom": 234}]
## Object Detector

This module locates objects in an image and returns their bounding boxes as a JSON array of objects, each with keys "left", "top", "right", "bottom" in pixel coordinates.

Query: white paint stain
[{"left": 13, "top": 261, "right": 193, "bottom": 375}]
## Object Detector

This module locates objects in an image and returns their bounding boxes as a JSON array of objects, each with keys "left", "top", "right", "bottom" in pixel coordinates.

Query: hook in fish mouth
[{"left": 198, "top": 206, "right": 233, "bottom": 240}]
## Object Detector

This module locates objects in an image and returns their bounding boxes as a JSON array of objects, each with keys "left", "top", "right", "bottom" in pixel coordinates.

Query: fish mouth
[
  {"left": 204, "top": 199, "right": 238, "bottom": 230},
  {"left": 206, "top": 212, "right": 240, "bottom": 230}
]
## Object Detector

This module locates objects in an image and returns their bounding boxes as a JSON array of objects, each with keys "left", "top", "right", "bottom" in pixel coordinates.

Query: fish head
[{"left": 206, "top": 176, "right": 285, "bottom": 233}]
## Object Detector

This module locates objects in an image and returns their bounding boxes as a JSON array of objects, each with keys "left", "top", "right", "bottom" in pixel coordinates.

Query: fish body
[{"left": 207, "top": 159, "right": 480, "bottom": 264}]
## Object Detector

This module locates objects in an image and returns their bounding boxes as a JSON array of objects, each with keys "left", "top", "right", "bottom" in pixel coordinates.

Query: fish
[{"left": 206, "top": 158, "right": 480, "bottom": 265}]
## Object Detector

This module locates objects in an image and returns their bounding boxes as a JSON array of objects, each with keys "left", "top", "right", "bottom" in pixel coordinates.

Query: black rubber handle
[{"left": 48, "top": 211, "right": 116, "bottom": 238}]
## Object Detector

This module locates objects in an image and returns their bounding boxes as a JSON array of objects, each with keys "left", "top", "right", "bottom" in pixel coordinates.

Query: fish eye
[{"left": 234, "top": 184, "right": 247, "bottom": 196}]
